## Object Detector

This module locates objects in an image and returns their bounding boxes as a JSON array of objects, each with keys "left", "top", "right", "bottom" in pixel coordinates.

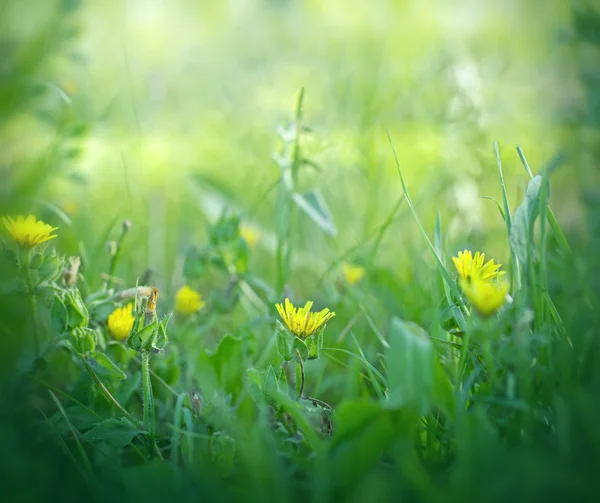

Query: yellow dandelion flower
[
  {"left": 452, "top": 249, "right": 503, "bottom": 283},
  {"left": 240, "top": 225, "right": 259, "bottom": 248},
  {"left": 108, "top": 303, "right": 135, "bottom": 340},
  {"left": 460, "top": 276, "right": 508, "bottom": 317},
  {"left": 342, "top": 263, "right": 365, "bottom": 285},
  {"left": 276, "top": 298, "right": 335, "bottom": 340},
  {"left": 175, "top": 285, "right": 205, "bottom": 316},
  {"left": 2, "top": 215, "right": 58, "bottom": 248}
]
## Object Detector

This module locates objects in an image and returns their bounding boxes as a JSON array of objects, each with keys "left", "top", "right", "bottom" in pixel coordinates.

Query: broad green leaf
[
  {"left": 509, "top": 175, "right": 545, "bottom": 265},
  {"left": 197, "top": 335, "right": 244, "bottom": 397},
  {"left": 86, "top": 351, "right": 126, "bottom": 381},
  {"left": 276, "top": 328, "right": 291, "bottom": 361},
  {"left": 246, "top": 368, "right": 263, "bottom": 403},
  {"left": 385, "top": 318, "right": 434, "bottom": 414},
  {"left": 293, "top": 337, "right": 308, "bottom": 361},
  {"left": 263, "top": 365, "right": 280, "bottom": 400},
  {"left": 308, "top": 334, "right": 319, "bottom": 360},
  {"left": 329, "top": 400, "right": 396, "bottom": 485},
  {"left": 81, "top": 417, "right": 144, "bottom": 447},
  {"left": 183, "top": 245, "right": 208, "bottom": 279},
  {"left": 292, "top": 190, "right": 337, "bottom": 236},
  {"left": 127, "top": 321, "right": 157, "bottom": 351},
  {"left": 71, "top": 326, "right": 96, "bottom": 354},
  {"left": 211, "top": 434, "right": 236, "bottom": 477},
  {"left": 64, "top": 287, "right": 89, "bottom": 329}
]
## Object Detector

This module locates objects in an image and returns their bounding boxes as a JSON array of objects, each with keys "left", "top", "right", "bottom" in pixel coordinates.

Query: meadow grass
[{"left": 1, "top": 1, "right": 600, "bottom": 502}]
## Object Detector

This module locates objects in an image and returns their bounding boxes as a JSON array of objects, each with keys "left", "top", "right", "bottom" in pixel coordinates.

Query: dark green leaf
[{"left": 81, "top": 417, "right": 144, "bottom": 447}]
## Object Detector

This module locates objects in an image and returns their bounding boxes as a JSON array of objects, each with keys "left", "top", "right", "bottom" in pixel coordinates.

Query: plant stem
[
  {"left": 22, "top": 248, "right": 39, "bottom": 355},
  {"left": 296, "top": 348, "right": 305, "bottom": 397},
  {"left": 106, "top": 221, "right": 130, "bottom": 290},
  {"left": 141, "top": 349, "right": 156, "bottom": 449},
  {"left": 83, "top": 359, "right": 143, "bottom": 428},
  {"left": 457, "top": 328, "right": 471, "bottom": 386}
]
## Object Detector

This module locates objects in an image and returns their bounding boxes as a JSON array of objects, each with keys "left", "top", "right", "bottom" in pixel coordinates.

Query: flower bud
[{"left": 106, "top": 241, "right": 117, "bottom": 256}]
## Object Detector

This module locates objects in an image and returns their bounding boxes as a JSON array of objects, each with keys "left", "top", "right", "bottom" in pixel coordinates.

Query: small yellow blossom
[
  {"left": 343, "top": 263, "right": 365, "bottom": 285},
  {"left": 2, "top": 215, "right": 58, "bottom": 248},
  {"left": 460, "top": 276, "right": 508, "bottom": 317},
  {"left": 240, "top": 225, "right": 259, "bottom": 248},
  {"left": 108, "top": 303, "right": 135, "bottom": 340},
  {"left": 175, "top": 285, "right": 205, "bottom": 316},
  {"left": 276, "top": 298, "right": 335, "bottom": 340},
  {"left": 61, "top": 201, "right": 78, "bottom": 215},
  {"left": 452, "top": 249, "right": 503, "bottom": 283}
]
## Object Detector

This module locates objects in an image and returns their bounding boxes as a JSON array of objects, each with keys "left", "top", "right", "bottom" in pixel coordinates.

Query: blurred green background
[{"left": 0, "top": 0, "right": 585, "bottom": 293}]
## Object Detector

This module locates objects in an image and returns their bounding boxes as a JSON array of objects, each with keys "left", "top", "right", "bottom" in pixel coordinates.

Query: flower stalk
[
  {"left": 295, "top": 348, "right": 305, "bottom": 397},
  {"left": 141, "top": 348, "right": 155, "bottom": 443},
  {"left": 22, "top": 248, "right": 39, "bottom": 354},
  {"left": 106, "top": 220, "right": 131, "bottom": 290}
]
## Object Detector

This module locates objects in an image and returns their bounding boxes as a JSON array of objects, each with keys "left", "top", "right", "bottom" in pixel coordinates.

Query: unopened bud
[
  {"left": 122, "top": 219, "right": 132, "bottom": 232},
  {"left": 144, "top": 287, "right": 159, "bottom": 324},
  {"left": 63, "top": 256, "right": 81, "bottom": 287},
  {"left": 106, "top": 241, "right": 117, "bottom": 256}
]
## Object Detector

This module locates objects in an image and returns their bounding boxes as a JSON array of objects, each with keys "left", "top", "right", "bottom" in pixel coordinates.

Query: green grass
[{"left": 1, "top": 1, "right": 600, "bottom": 502}]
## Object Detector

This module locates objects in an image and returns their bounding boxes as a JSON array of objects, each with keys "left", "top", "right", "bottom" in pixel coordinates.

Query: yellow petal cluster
[
  {"left": 108, "top": 303, "right": 135, "bottom": 340},
  {"left": 276, "top": 298, "right": 335, "bottom": 340},
  {"left": 460, "top": 276, "right": 508, "bottom": 317},
  {"left": 343, "top": 263, "right": 365, "bottom": 285},
  {"left": 452, "top": 250, "right": 503, "bottom": 283},
  {"left": 175, "top": 285, "right": 205, "bottom": 316},
  {"left": 453, "top": 249, "right": 508, "bottom": 316},
  {"left": 2, "top": 215, "right": 58, "bottom": 247},
  {"left": 240, "top": 225, "right": 259, "bottom": 248}
]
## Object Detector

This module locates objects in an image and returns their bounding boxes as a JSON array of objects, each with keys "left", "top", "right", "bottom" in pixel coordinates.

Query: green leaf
[
  {"left": 276, "top": 327, "right": 291, "bottom": 361},
  {"left": 153, "top": 312, "right": 172, "bottom": 351},
  {"left": 293, "top": 336, "right": 309, "bottom": 361},
  {"left": 183, "top": 246, "right": 208, "bottom": 279},
  {"left": 51, "top": 295, "right": 69, "bottom": 333},
  {"left": 81, "top": 417, "right": 144, "bottom": 447},
  {"left": 295, "top": 362, "right": 303, "bottom": 395},
  {"left": 38, "top": 253, "right": 64, "bottom": 282},
  {"left": 86, "top": 351, "right": 126, "bottom": 381},
  {"left": 71, "top": 327, "right": 96, "bottom": 354},
  {"left": 88, "top": 300, "right": 118, "bottom": 322},
  {"left": 116, "top": 371, "right": 141, "bottom": 406},
  {"left": 509, "top": 175, "right": 545, "bottom": 265},
  {"left": 246, "top": 368, "right": 263, "bottom": 403},
  {"left": 329, "top": 400, "right": 398, "bottom": 485},
  {"left": 292, "top": 190, "right": 337, "bottom": 236},
  {"left": 197, "top": 335, "right": 244, "bottom": 397},
  {"left": 64, "top": 288, "right": 89, "bottom": 329},
  {"left": 307, "top": 335, "right": 319, "bottom": 360},
  {"left": 127, "top": 321, "right": 157, "bottom": 352},
  {"left": 211, "top": 434, "right": 236, "bottom": 477},
  {"left": 385, "top": 318, "right": 434, "bottom": 413},
  {"left": 263, "top": 365, "right": 280, "bottom": 400}
]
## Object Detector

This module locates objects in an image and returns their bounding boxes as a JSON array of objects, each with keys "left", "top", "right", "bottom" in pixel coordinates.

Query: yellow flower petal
[
  {"left": 108, "top": 303, "right": 135, "bottom": 340},
  {"left": 275, "top": 298, "right": 335, "bottom": 340},
  {"left": 453, "top": 249, "right": 504, "bottom": 283},
  {"left": 343, "top": 263, "right": 365, "bottom": 285},
  {"left": 460, "top": 276, "right": 508, "bottom": 317},
  {"left": 2, "top": 214, "right": 58, "bottom": 248},
  {"left": 240, "top": 225, "right": 259, "bottom": 248},
  {"left": 175, "top": 285, "right": 205, "bottom": 316}
]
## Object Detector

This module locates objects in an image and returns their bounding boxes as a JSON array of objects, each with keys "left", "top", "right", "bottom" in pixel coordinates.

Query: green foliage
[{"left": 1, "top": 1, "right": 600, "bottom": 502}]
